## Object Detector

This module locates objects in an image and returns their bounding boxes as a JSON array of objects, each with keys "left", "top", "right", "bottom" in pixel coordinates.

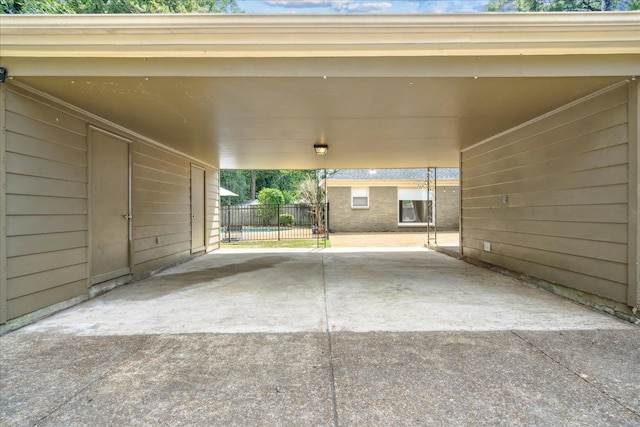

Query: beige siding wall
[
  {"left": 1, "top": 85, "right": 219, "bottom": 324},
  {"left": 131, "top": 143, "right": 192, "bottom": 274},
  {"left": 0, "top": 85, "right": 6, "bottom": 323},
  {"left": 3, "top": 88, "right": 89, "bottom": 320},
  {"left": 206, "top": 170, "right": 221, "bottom": 252},
  {"left": 461, "top": 82, "right": 632, "bottom": 305}
]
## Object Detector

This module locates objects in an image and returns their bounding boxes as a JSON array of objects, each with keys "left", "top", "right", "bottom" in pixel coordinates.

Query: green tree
[
  {"left": 246, "top": 170, "right": 315, "bottom": 203},
  {"left": 487, "top": 0, "right": 638, "bottom": 11},
  {"left": 275, "top": 170, "right": 315, "bottom": 203},
  {"left": 220, "top": 170, "right": 249, "bottom": 205},
  {"left": 257, "top": 188, "right": 285, "bottom": 226},
  {"left": 1, "top": 0, "right": 242, "bottom": 14},
  {"left": 219, "top": 169, "right": 323, "bottom": 205}
]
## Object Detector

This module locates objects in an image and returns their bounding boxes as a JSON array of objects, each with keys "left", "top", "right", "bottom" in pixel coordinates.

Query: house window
[
  {"left": 398, "top": 188, "right": 432, "bottom": 225},
  {"left": 351, "top": 187, "right": 369, "bottom": 208}
]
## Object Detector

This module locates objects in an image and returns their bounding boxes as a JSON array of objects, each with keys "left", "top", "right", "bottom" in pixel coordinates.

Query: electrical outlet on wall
[{"left": 483, "top": 241, "right": 491, "bottom": 252}]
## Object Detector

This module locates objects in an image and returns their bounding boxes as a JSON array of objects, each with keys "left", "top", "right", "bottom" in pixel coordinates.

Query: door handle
[
  {"left": 123, "top": 214, "right": 132, "bottom": 220},
  {"left": 192, "top": 215, "right": 196, "bottom": 219}
]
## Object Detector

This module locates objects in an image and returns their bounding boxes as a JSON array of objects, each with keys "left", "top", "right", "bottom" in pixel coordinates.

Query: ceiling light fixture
[{"left": 314, "top": 144, "right": 328, "bottom": 155}]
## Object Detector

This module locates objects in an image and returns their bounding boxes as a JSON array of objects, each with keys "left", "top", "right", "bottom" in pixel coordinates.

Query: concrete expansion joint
[
  {"left": 510, "top": 331, "right": 640, "bottom": 420},
  {"left": 321, "top": 253, "right": 340, "bottom": 427}
]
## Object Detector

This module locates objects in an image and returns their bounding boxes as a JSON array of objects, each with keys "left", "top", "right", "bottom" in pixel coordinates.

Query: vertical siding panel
[
  {"left": 461, "top": 83, "right": 630, "bottom": 304},
  {"left": 4, "top": 88, "right": 89, "bottom": 321}
]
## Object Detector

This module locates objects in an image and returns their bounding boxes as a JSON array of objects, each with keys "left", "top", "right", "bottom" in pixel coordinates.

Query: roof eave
[{"left": 1, "top": 12, "right": 639, "bottom": 59}]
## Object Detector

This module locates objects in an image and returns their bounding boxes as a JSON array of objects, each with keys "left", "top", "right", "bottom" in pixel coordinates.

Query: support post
[
  {"left": 226, "top": 203, "right": 231, "bottom": 242},
  {"left": 434, "top": 167, "right": 438, "bottom": 246},
  {"left": 426, "top": 168, "right": 431, "bottom": 245},
  {"left": 324, "top": 168, "right": 328, "bottom": 247}
]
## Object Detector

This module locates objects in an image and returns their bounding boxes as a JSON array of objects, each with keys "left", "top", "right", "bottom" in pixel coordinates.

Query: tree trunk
[{"left": 250, "top": 170, "right": 256, "bottom": 199}]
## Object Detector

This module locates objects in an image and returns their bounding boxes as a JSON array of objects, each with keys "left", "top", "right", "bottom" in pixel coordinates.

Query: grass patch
[{"left": 221, "top": 239, "right": 331, "bottom": 249}]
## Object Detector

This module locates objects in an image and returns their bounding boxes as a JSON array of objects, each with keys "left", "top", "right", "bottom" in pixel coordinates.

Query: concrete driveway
[{"left": 2, "top": 250, "right": 639, "bottom": 426}]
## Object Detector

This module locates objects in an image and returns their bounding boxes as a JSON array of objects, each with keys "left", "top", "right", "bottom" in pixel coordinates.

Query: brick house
[{"left": 326, "top": 168, "right": 459, "bottom": 232}]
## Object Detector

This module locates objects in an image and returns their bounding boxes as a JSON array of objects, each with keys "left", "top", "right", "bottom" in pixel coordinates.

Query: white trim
[
  {"left": 4, "top": 56, "right": 638, "bottom": 79},
  {"left": 2, "top": 13, "right": 638, "bottom": 58},
  {"left": 397, "top": 188, "right": 434, "bottom": 226},
  {"left": 351, "top": 187, "right": 369, "bottom": 209},
  {"left": 327, "top": 179, "right": 459, "bottom": 187}
]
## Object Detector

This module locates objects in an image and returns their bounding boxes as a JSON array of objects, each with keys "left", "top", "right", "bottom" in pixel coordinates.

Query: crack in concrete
[
  {"left": 31, "top": 336, "right": 151, "bottom": 427},
  {"left": 321, "top": 253, "right": 340, "bottom": 427},
  {"left": 510, "top": 330, "right": 640, "bottom": 420}
]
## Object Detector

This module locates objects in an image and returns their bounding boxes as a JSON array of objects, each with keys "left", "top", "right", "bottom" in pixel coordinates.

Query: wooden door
[
  {"left": 191, "top": 165, "right": 205, "bottom": 252},
  {"left": 90, "top": 128, "right": 131, "bottom": 284}
]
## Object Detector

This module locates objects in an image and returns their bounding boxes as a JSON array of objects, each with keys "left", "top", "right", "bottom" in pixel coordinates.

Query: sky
[{"left": 236, "top": 0, "right": 492, "bottom": 14}]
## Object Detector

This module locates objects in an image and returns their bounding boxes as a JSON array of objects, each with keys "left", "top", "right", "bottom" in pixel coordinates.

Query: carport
[
  {"left": 1, "top": 12, "right": 640, "bottom": 424},
  {"left": 0, "top": 13, "right": 639, "bottom": 326}
]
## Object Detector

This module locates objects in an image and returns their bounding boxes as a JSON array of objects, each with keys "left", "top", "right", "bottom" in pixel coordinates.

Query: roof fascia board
[
  {"left": 1, "top": 13, "right": 639, "bottom": 59},
  {"left": 326, "top": 179, "right": 459, "bottom": 187},
  {"left": 3, "top": 55, "right": 638, "bottom": 78}
]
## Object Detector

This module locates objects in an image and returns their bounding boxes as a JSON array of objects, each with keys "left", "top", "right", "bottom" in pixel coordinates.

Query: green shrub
[
  {"left": 257, "top": 188, "right": 285, "bottom": 225},
  {"left": 257, "top": 188, "right": 285, "bottom": 205},
  {"left": 279, "top": 214, "right": 295, "bottom": 227}
]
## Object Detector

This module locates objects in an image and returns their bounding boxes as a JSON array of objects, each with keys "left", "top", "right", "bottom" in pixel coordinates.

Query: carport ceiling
[
  {"left": 2, "top": 14, "right": 639, "bottom": 169},
  {"left": 13, "top": 75, "right": 625, "bottom": 169}
]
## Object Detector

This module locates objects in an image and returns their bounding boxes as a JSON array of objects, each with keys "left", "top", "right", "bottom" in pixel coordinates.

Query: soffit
[
  {"left": 1, "top": 13, "right": 638, "bottom": 169},
  {"left": 11, "top": 75, "right": 627, "bottom": 168}
]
